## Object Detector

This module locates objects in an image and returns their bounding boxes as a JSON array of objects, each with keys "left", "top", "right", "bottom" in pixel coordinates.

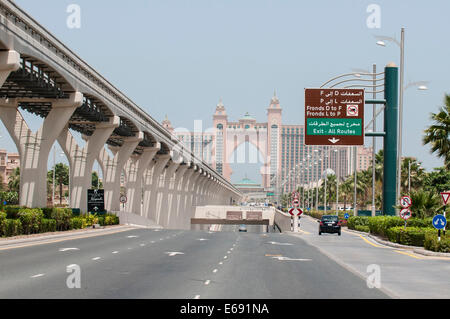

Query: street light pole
[
  {"left": 397, "top": 27, "right": 405, "bottom": 210},
  {"left": 52, "top": 145, "right": 56, "bottom": 206},
  {"left": 372, "top": 63, "right": 377, "bottom": 217}
]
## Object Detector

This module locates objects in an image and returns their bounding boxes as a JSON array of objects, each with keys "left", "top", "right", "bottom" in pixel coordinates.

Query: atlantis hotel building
[{"left": 162, "top": 93, "right": 372, "bottom": 195}]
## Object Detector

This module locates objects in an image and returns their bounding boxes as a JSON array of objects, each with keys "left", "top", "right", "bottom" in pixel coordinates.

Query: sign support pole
[{"left": 383, "top": 64, "right": 399, "bottom": 216}]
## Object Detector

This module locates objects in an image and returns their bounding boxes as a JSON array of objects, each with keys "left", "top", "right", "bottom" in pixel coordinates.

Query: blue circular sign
[
  {"left": 344, "top": 213, "right": 349, "bottom": 219},
  {"left": 432, "top": 214, "right": 447, "bottom": 230}
]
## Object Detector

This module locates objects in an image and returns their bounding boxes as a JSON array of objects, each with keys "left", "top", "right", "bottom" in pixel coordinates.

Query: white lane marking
[
  {"left": 127, "top": 235, "right": 139, "bottom": 238},
  {"left": 92, "top": 257, "right": 101, "bottom": 261},
  {"left": 165, "top": 252, "right": 184, "bottom": 257},
  {"left": 160, "top": 238, "right": 164, "bottom": 241},
  {"left": 227, "top": 251, "right": 231, "bottom": 254},
  {"left": 213, "top": 269, "right": 218, "bottom": 273},
  {"left": 230, "top": 248, "right": 233, "bottom": 251},
  {"left": 271, "top": 256, "right": 312, "bottom": 261},
  {"left": 204, "top": 280, "right": 211, "bottom": 285},
  {"left": 153, "top": 229, "right": 161, "bottom": 232},
  {"left": 112, "top": 251, "right": 119, "bottom": 254},
  {"left": 151, "top": 241, "right": 155, "bottom": 243},
  {"left": 128, "top": 247, "right": 132, "bottom": 250},
  {"left": 140, "top": 243, "right": 146, "bottom": 247},
  {"left": 30, "top": 273, "right": 45, "bottom": 278},
  {"left": 59, "top": 248, "right": 79, "bottom": 252},
  {"left": 197, "top": 238, "right": 209, "bottom": 241},
  {"left": 219, "top": 262, "right": 223, "bottom": 265},
  {"left": 224, "top": 256, "right": 228, "bottom": 259},
  {"left": 267, "top": 241, "right": 293, "bottom": 246},
  {"left": 194, "top": 295, "right": 201, "bottom": 299}
]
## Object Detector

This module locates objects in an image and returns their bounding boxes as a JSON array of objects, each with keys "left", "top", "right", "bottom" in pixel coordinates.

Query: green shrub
[
  {"left": 70, "top": 217, "right": 85, "bottom": 230},
  {"left": 4, "top": 205, "right": 24, "bottom": 219},
  {"left": 386, "top": 226, "right": 435, "bottom": 246},
  {"left": 18, "top": 208, "right": 43, "bottom": 234},
  {"left": 83, "top": 213, "right": 98, "bottom": 227},
  {"left": 50, "top": 208, "right": 73, "bottom": 231},
  {"left": 0, "top": 211, "right": 6, "bottom": 236},
  {"left": 42, "top": 207, "right": 54, "bottom": 219},
  {"left": 104, "top": 214, "right": 119, "bottom": 225},
  {"left": 407, "top": 217, "right": 434, "bottom": 229},
  {"left": 97, "top": 216, "right": 105, "bottom": 226},
  {"left": 424, "top": 232, "right": 450, "bottom": 252},
  {"left": 355, "top": 225, "right": 370, "bottom": 232},
  {"left": 2, "top": 219, "right": 22, "bottom": 237},
  {"left": 368, "top": 216, "right": 404, "bottom": 237},
  {"left": 347, "top": 216, "right": 370, "bottom": 230},
  {"left": 40, "top": 218, "right": 57, "bottom": 233}
]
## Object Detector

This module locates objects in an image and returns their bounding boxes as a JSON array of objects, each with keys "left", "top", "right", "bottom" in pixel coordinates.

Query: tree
[
  {"left": 48, "top": 163, "right": 69, "bottom": 205},
  {"left": 8, "top": 167, "right": 20, "bottom": 193},
  {"left": 409, "top": 190, "right": 442, "bottom": 219},
  {"left": 91, "top": 171, "right": 103, "bottom": 189},
  {"left": 423, "top": 167, "right": 450, "bottom": 193},
  {"left": 400, "top": 157, "right": 425, "bottom": 194},
  {"left": 423, "top": 94, "right": 450, "bottom": 169}
]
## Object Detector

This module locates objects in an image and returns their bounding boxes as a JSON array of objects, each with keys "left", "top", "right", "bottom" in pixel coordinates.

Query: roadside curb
[
  {"left": 345, "top": 227, "right": 450, "bottom": 257},
  {"left": 0, "top": 225, "right": 135, "bottom": 247}
]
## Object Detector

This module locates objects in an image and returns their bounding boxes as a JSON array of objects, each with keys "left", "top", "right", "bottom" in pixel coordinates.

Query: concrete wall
[{"left": 194, "top": 205, "right": 275, "bottom": 225}]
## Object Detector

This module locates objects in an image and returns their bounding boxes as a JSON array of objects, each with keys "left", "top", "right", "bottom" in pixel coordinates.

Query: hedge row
[
  {"left": 0, "top": 208, "right": 120, "bottom": 237},
  {"left": 424, "top": 233, "right": 450, "bottom": 253},
  {"left": 386, "top": 226, "right": 436, "bottom": 247}
]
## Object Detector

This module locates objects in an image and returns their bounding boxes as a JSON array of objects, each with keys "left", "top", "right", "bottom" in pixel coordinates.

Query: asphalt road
[
  {"left": 0, "top": 224, "right": 388, "bottom": 299},
  {"left": 292, "top": 214, "right": 450, "bottom": 298}
]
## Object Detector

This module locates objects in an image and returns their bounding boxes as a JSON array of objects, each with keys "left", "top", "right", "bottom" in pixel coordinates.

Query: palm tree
[
  {"left": 8, "top": 167, "right": 20, "bottom": 193},
  {"left": 423, "top": 94, "right": 450, "bottom": 169},
  {"left": 340, "top": 178, "right": 353, "bottom": 210},
  {"left": 400, "top": 157, "right": 425, "bottom": 194},
  {"left": 47, "top": 163, "right": 69, "bottom": 205},
  {"left": 409, "top": 190, "right": 442, "bottom": 219}
]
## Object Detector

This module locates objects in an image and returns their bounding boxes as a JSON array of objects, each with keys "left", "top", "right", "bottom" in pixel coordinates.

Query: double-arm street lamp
[{"left": 375, "top": 28, "right": 429, "bottom": 210}]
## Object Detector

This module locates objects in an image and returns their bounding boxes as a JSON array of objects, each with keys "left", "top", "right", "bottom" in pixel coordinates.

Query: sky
[{"left": 1, "top": 0, "right": 448, "bottom": 184}]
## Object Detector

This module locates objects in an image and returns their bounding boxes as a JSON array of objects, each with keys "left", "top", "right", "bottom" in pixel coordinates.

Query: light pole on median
[{"left": 375, "top": 29, "right": 405, "bottom": 213}]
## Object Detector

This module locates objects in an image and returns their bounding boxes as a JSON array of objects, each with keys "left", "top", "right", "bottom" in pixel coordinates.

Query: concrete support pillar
[
  {"left": 58, "top": 116, "right": 120, "bottom": 212},
  {"left": 165, "top": 163, "right": 188, "bottom": 228},
  {"left": 157, "top": 160, "right": 180, "bottom": 227},
  {"left": 124, "top": 144, "right": 160, "bottom": 216},
  {"left": 0, "top": 92, "right": 83, "bottom": 207},
  {"left": 178, "top": 166, "right": 195, "bottom": 227},
  {"left": 98, "top": 132, "right": 143, "bottom": 212},
  {"left": 186, "top": 169, "right": 202, "bottom": 217},
  {"left": 146, "top": 154, "right": 171, "bottom": 223},
  {"left": 194, "top": 173, "right": 208, "bottom": 207},
  {"left": 0, "top": 50, "right": 20, "bottom": 87}
]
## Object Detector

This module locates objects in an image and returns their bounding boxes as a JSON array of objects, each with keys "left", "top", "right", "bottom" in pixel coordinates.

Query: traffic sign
[
  {"left": 344, "top": 213, "right": 349, "bottom": 219},
  {"left": 432, "top": 214, "right": 447, "bottom": 230},
  {"left": 87, "top": 189, "right": 104, "bottom": 213},
  {"left": 288, "top": 208, "right": 302, "bottom": 216},
  {"left": 292, "top": 198, "right": 299, "bottom": 207},
  {"left": 441, "top": 192, "right": 450, "bottom": 205},
  {"left": 400, "top": 196, "right": 412, "bottom": 208},
  {"left": 399, "top": 208, "right": 411, "bottom": 220},
  {"left": 305, "top": 88, "right": 365, "bottom": 145},
  {"left": 120, "top": 194, "right": 127, "bottom": 204}
]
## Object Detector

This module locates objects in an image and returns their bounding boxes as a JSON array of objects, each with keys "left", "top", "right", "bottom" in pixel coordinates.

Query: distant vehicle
[
  {"left": 238, "top": 224, "right": 247, "bottom": 232},
  {"left": 318, "top": 215, "right": 342, "bottom": 236}
]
